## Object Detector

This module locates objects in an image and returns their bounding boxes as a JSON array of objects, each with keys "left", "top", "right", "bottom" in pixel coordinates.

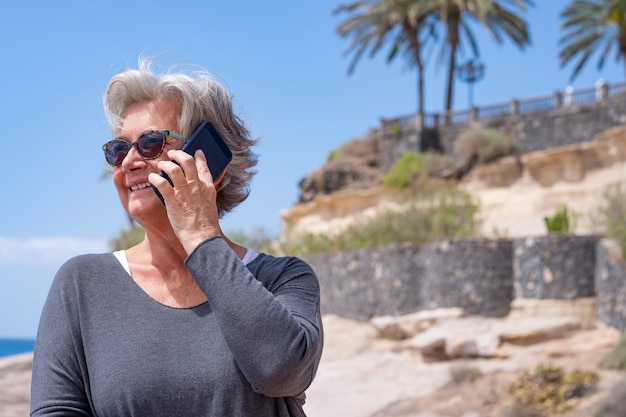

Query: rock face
[
  {"left": 297, "top": 131, "right": 382, "bottom": 203},
  {"left": 284, "top": 125, "right": 626, "bottom": 238},
  {"left": 449, "top": 125, "right": 626, "bottom": 238},
  {"left": 370, "top": 300, "right": 599, "bottom": 360}
]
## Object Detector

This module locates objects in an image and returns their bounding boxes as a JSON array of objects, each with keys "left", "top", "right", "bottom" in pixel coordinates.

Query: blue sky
[{"left": 0, "top": 0, "right": 624, "bottom": 339}]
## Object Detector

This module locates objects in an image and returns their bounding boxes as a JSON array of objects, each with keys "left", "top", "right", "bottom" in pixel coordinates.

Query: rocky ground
[
  {"left": 4, "top": 302, "right": 623, "bottom": 417},
  {"left": 0, "top": 352, "right": 32, "bottom": 417},
  {"left": 303, "top": 306, "right": 624, "bottom": 417}
]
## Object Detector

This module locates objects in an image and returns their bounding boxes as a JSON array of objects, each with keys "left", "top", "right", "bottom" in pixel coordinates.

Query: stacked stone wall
[
  {"left": 382, "top": 98, "right": 626, "bottom": 171},
  {"left": 304, "top": 235, "right": 626, "bottom": 330}
]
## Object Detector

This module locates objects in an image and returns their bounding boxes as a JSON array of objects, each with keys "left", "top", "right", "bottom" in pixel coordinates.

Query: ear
[{"left": 213, "top": 169, "right": 227, "bottom": 186}]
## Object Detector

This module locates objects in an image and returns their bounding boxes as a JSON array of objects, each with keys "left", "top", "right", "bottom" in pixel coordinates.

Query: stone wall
[
  {"left": 435, "top": 100, "right": 626, "bottom": 156},
  {"left": 419, "top": 239, "right": 513, "bottom": 317},
  {"left": 596, "top": 239, "right": 626, "bottom": 330},
  {"left": 304, "top": 235, "right": 626, "bottom": 330},
  {"left": 381, "top": 96, "right": 626, "bottom": 171},
  {"left": 513, "top": 235, "right": 598, "bottom": 299},
  {"left": 304, "top": 244, "right": 426, "bottom": 319},
  {"left": 512, "top": 100, "right": 626, "bottom": 153}
]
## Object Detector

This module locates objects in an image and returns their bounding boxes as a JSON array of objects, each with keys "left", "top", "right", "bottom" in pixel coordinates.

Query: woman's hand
[{"left": 149, "top": 149, "right": 222, "bottom": 254}]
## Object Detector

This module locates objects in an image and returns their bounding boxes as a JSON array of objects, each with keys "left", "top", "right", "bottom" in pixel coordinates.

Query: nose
[{"left": 121, "top": 145, "right": 146, "bottom": 169}]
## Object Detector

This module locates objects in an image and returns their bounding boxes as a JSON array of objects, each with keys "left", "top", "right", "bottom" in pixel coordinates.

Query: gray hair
[{"left": 103, "top": 58, "right": 259, "bottom": 217}]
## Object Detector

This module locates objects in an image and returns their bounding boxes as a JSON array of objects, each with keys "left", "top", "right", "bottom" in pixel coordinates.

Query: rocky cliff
[{"left": 284, "top": 125, "right": 626, "bottom": 238}]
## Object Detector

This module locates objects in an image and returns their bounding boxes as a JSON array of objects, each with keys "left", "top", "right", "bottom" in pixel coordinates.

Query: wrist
[
  {"left": 182, "top": 231, "right": 222, "bottom": 255},
  {"left": 184, "top": 235, "right": 223, "bottom": 258}
]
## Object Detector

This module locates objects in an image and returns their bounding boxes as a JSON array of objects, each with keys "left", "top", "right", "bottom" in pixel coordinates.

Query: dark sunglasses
[{"left": 102, "top": 130, "right": 185, "bottom": 167}]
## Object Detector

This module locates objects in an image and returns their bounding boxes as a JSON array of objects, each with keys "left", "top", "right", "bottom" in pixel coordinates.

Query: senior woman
[{"left": 30, "top": 59, "right": 324, "bottom": 417}]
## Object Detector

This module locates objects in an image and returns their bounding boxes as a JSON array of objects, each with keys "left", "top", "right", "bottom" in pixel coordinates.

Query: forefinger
[
  {"left": 194, "top": 149, "right": 215, "bottom": 184},
  {"left": 166, "top": 149, "right": 198, "bottom": 182}
]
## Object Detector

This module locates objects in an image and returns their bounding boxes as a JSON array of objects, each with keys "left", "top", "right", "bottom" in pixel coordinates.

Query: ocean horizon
[{"left": 0, "top": 338, "right": 35, "bottom": 358}]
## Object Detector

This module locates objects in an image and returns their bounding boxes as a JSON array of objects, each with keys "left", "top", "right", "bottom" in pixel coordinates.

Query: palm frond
[{"left": 559, "top": 0, "right": 626, "bottom": 80}]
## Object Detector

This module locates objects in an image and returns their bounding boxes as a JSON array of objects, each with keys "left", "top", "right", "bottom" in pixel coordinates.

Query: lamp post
[{"left": 457, "top": 59, "right": 485, "bottom": 108}]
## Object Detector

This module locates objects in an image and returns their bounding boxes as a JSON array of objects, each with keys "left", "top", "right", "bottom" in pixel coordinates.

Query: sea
[{"left": 0, "top": 338, "right": 36, "bottom": 358}]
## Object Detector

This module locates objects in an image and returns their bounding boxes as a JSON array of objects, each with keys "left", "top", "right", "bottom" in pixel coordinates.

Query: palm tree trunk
[
  {"left": 402, "top": 17, "right": 425, "bottom": 126},
  {"left": 445, "top": 8, "right": 461, "bottom": 112},
  {"left": 418, "top": 65, "right": 424, "bottom": 125},
  {"left": 619, "top": 29, "right": 626, "bottom": 78}
]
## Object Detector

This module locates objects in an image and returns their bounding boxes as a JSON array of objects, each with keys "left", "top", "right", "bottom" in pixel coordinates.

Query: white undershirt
[
  {"left": 112, "top": 250, "right": 131, "bottom": 274},
  {"left": 112, "top": 247, "right": 259, "bottom": 275}
]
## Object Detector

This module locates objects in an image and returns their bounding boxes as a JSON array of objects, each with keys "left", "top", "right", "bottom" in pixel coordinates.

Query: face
[{"left": 112, "top": 98, "right": 183, "bottom": 220}]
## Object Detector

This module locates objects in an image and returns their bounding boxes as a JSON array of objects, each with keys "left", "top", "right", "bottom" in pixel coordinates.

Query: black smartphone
[{"left": 153, "top": 120, "right": 233, "bottom": 204}]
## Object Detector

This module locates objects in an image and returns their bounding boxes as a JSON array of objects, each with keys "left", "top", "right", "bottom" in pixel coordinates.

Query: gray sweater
[{"left": 31, "top": 237, "right": 323, "bottom": 417}]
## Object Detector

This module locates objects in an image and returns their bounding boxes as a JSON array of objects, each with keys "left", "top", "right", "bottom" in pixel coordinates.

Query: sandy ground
[{"left": 0, "top": 352, "right": 32, "bottom": 417}]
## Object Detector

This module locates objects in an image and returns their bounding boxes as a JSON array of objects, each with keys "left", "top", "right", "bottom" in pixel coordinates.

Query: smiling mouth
[{"left": 130, "top": 182, "right": 152, "bottom": 192}]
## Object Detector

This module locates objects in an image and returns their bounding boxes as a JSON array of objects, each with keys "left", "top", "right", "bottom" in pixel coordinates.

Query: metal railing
[{"left": 381, "top": 80, "right": 626, "bottom": 132}]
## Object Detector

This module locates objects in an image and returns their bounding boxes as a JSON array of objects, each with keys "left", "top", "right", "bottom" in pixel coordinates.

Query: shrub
[
  {"left": 544, "top": 205, "right": 573, "bottom": 234},
  {"left": 391, "top": 122, "right": 402, "bottom": 136},
  {"left": 509, "top": 363, "right": 599, "bottom": 414},
  {"left": 383, "top": 151, "right": 424, "bottom": 189},
  {"left": 326, "top": 148, "right": 339, "bottom": 163},
  {"left": 454, "top": 127, "right": 514, "bottom": 163},
  {"left": 326, "top": 131, "right": 378, "bottom": 164},
  {"left": 383, "top": 151, "right": 453, "bottom": 189},
  {"left": 276, "top": 232, "right": 335, "bottom": 257},
  {"left": 109, "top": 226, "right": 145, "bottom": 251},
  {"left": 278, "top": 184, "right": 481, "bottom": 256},
  {"left": 598, "top": 332, "right": 626, "bottom": 370},
  {"left": 229, "top": 228, "right": 277, "bottom": 253}
]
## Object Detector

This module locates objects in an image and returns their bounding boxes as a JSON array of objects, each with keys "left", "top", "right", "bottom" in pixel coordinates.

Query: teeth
[{"left": 130, "top": 182, "right": 151, "bottom": 191}]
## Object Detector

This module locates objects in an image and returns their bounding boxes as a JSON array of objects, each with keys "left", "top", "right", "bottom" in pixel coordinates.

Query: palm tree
[
  {"left": 559, "top": 0, "right": 626, "bottom": 81},
  {"left": 423, "top": 0, "right": 533, "bottom": 111},
  {"left": 334, "top": 0, "right": 438, "bottom": 119}
]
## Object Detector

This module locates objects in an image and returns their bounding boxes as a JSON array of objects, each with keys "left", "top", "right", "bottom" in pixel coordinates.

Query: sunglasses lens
[
  {"left": 103, "top": 132, "right": 168, "bottom": 166},
  {"left": 137, "top": 132, "right": 166, "bottom": 159},
  {"left": 105, "top": 140, "right": 130, "bottom": 167}
]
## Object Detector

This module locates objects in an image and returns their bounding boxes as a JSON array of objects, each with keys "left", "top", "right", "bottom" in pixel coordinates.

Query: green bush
[
  {"left": 383, "top": 151, "right": 453, "bottom": 189},
  {"left": 391, "top": 122, "right": 402, "bottom": 136},
  {"left": 229, "top": 228, "right": 277, "bottom": 253},
  {"left": 383, "top": 151, "right": 424, "bottom": 189},
  {"left": 326, "top": 131, "right": 378, "bottom": 164},
  {"left": 109, "top": 226, "right": 145, "bottom": 251},
  {"left": 326, "top": 148, "right": 339, "bottom": 163},
  {"left": 454, "top": 127, "right": 514, "bottom": 163},
  {"left": 276, "top": 232, "right": 335, "bottom": 257},
  {"left": 544, "top": 205, "right": 572, "bottom": 234},
  {"left": 279, "top": 184, "right": 480, "bottom": 256},
  {"left": 509, "top": 363, "right": 599, "bottom": 415}
]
